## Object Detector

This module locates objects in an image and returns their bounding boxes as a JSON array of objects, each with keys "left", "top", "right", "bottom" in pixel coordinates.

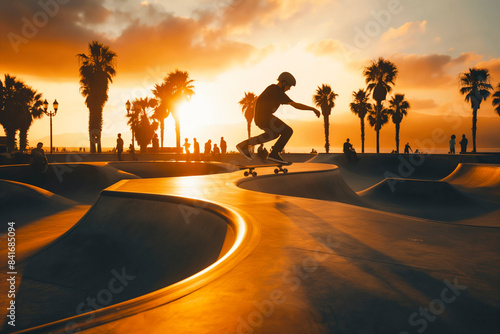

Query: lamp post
[
  {"left": 43, "top": 99, "right": 58, "bottom": 154},
  {"left": 125, "top": 100, "right": 134, "bottom": 151}
]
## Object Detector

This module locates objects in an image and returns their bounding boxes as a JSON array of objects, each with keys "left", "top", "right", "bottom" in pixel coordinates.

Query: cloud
[
  {"left": 305, "top": 39, "right": 351, "bottom": 60},
  {"left": 390, "top": 53, "right": 485, "bottom": 89},
  {"left": 217, "top": 0, "right": 329, "bottom": 33},
  {"left": 381, "top": 21, "right": 427, "bottom": 42},
  {"left": 408, "top": 98, "right": 439, "bottom": 110},
  {"left": 475, "top": 58, "right": 500, "bottom": 83},
  {"left": 0, "top": 0, "right": 268, "bottom": 79}
]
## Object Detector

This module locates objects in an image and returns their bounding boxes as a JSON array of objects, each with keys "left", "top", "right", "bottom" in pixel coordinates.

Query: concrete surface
[{"left": 0, "top": 158, "right": 499, "bottom": 333}]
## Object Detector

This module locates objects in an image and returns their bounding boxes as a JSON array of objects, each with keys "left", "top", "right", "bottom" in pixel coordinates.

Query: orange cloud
[
  {"left": 390, "top": 53, "right": 485, "bottom": 89},
  {"left": 0, "top": 1, "right": 266, "bottom": 79},
  {"left": 218, "top": 0, "right": 328, "bottom": 33},
  {"left": 407, "top": 98, "right": 439, "bottom": 111},
  {"left": 475, "top": 58, "right": 500, "bottom": 83},
  {"left": 381, "top": 21, "right": 427, "bottom": 42},
  {"left": 306, "top": 39, "right": 349, "bottom": 59}
]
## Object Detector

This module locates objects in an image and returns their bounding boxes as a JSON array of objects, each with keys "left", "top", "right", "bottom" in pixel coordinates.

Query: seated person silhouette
[
  {"left": 30, "top": 142, "right": 48, "bottom": 173},
  {"left": 343, "top": 138, "right": 357, "bottom": 162}
]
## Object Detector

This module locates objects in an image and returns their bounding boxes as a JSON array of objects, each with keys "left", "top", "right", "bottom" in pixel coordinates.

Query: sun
[{"left": 177, "top": 95, "right": 214, "bottom": 140}]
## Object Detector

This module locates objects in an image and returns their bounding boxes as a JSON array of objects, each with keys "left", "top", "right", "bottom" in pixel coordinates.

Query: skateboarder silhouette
[{"left": 236, "top": 72, "right": 320, "bottom": 164}]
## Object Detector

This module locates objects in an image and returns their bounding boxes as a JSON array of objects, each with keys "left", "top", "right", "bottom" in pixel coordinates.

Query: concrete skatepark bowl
[{"left": 0, "top": 157, "right": 499, "bottom": 333}]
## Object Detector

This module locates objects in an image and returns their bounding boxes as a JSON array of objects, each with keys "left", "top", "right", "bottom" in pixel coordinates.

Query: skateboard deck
[{"left": 236, "top": 162, "right": 292, "bottom": 177}]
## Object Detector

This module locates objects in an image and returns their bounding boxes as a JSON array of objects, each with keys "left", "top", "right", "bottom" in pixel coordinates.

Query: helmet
[{"left": 277, "top": 72, "right": 296, "bottom": 86}]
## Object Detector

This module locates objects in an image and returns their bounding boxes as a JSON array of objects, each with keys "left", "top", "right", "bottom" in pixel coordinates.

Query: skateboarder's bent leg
[{"left": 247, "top": 116, "right": 293, "bottom": 150}]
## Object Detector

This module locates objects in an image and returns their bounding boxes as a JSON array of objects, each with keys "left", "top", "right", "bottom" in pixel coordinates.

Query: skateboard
[{"left": 236, "top": 162, "right": 292, "bottom": 177}]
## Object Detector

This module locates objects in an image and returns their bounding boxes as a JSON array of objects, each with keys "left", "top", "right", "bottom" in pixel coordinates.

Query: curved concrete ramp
[
  {"left": 358, "top": 178, "right": 498, "bottom": 222},
  {"left": 358, "top": 178, "right": 473, "bottom": 206},
  {"left": 237, "top": 164, "right": 368, "bottom": 206},
  {"left": 108, "top": 161, "right": 238, "bottom": 178},
  {"left": 10, "top": 191, "right": 235, "bottom": 332},
  {"left": 0, "top": 180, "right": 76, "bottom": 227},
  {"left": 442, "top": 163, "right": 500, "bottom": 200},
  {"left": 0, "top": 163, "right": 139, "bottom": 203}
]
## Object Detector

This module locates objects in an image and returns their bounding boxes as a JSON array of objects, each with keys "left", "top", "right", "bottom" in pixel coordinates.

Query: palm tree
[
  {"left": 0, "top": 75, "right": 23, "bottom": 151},
  {"left": 151, "top": 81, "right": 173, "bottom": 148},
  {"left": 363, "top": 57, "right": 398, "bottom": 153},
  {"left": 239, "top": 92, "right": 257, "bottom": 139},
  {"left": 367, "top": 106, "right": 390, "bottom": 151},
  {"left": 459, "top": 68, "right": 493, "bottom": 153},
  {"left": 0, "top": 75, "right": 44, "bottom": 152},
  {"left": 313, "top": 84, "right": 338, "bottom": 153},
  {"left": 349, "top": 89, "right": 372, "bottom": 153},
  {"left": 18, "top": 85, "right": 44, "bottom": 152},
  {"left": 77, "top": 41, "right": 117, "bottom": 153},
  {"left": 126, "top": 97, "right": 158, "bottom": 152},
  {"left": 388, "top": 94, "right": 410, "bottom": 153},
  {"left": 493, "top": 83, "right": 500, "bottom": 116},
  {"left": 164, "top": 70, "right": 194, "bottom": 151}
]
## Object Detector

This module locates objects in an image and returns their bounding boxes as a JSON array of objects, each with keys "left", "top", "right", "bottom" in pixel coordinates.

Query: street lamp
[
  {"left": 43, "top": 99, "right": 58, "bottom": 154},
  {"left": 125, "top": 100, "right": 134, "bottom": 151}
]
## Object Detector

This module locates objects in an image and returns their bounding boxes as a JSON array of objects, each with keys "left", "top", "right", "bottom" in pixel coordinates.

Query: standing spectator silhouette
[
  {"left": 236, "top": 72, "right": 320, "bottom": 164},
  {"left": 449, "top": 134, "right": 456, "bottom": 154},
  {"left": 213, "top": 144, "right": 221, "bottom": 160},
  {"left": 404, "top": 142, "right": 412, "bottom": 154},
  {"left": 116, "top": 133, "right": 124, "bottom": 161},
  {"left": 152, "top": 133, "right": 159, "bottom": 153},
  {"left": 193, "top": 138, "right": 200, "bottom": 161},
  {"left": 183, "top": 138, "right": 191, "bottom": 161},
  {"left": 183, "top": 138, "right": 191, "bottom": 154},
  {"left": 459, "top": 134, "right": 468, "bottom": 154},
  {"left": 30, "top": 142, "right": 48, "bottom": 173},
  {"left": 220, "top": 137, "right": 227, "bottom": 155},
  {"left": 204, "top": 139, "right": 212, "bottom": 160}
]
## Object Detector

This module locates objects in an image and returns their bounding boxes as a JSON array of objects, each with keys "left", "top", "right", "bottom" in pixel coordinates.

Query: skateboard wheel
[
  {"left": 283, "top": 168, "right": 288, "bottom": 174},
  {"left": 244, "top": 171, "right": 249, "bottom": 177},
  {"left": 274, "top": 168, "right": 279, "bottom": 174},
  {"left": 252, "top": 171, "right": 257, "bottom": 177}
]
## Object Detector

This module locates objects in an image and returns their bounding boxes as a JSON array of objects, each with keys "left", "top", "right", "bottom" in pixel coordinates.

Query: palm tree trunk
[
  {"left": 360, "top": 117, "right": 365, "bottom": 153},
  {"left": 160, "top": 119, "right": 165, "bottom": 148},
  {"left": 97, "top": 129, "right": 102, "bottom": 153},
  {"left": 323, "top": 115, "right": 330, "bottom": 153},
  {"left": 19, "top": 128, "right": 28, "bottom": 152},
  {"left": 89, "top": 110, "right": 96, "bottom": 153},
  {"left": 5, "top": 127, "right": 17, "bottom": 153},
  {"left": 395, "top": 122, "right": 400, "bottom": 153},
  {"left": 247, "top": 121, "right": 251, "bottom": 139},
  {"left": 472, "top": 108, "right": 477, "bottom": 153},
  {"left": 174, "top": 117, "right": 181, "bottom": 152},
  {"left": 97, "top": 110, "right": 103, "bottom": 153},
  {"left": 376, "top": 101, "right": 382, "bottom": 154}
]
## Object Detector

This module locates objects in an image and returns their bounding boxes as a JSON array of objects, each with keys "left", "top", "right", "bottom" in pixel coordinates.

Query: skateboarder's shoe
[
  {"left": 236, "top": 142, "right": 253, "bottom": 161},
  {"left": 268, "top": 151, "right": 288, "bottom": 164}
]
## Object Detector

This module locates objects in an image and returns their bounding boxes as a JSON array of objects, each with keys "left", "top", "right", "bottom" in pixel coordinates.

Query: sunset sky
[{"left": 1, "top": 0, "right": 500, "bottom": 152}]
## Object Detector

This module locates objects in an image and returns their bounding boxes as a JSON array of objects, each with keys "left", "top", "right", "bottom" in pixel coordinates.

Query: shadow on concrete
[
  {"left": 276, "top": 201, "right": 500, "bottom": 334},
  {"left": 0, "top": 180, "right": 76, "bottom": 228},
  {"left": 6, "top": 192, "right": 233, "bottom": 332}
]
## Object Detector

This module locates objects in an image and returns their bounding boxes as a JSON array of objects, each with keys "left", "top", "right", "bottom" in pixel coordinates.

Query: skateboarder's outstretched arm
[{"left": 289, "top": 101, "right": 320, "bottom": 117}]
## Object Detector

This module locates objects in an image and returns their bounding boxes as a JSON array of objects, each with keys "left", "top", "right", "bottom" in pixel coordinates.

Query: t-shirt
[
  {"left": 116, "top": 137, "right": 124, "bottom": 150},
  {"left": 343, "top": 142, "right": 352, "bottom": 153},
  {"left": 255, "top": 84, "right": 293, "bottom": 124}
]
